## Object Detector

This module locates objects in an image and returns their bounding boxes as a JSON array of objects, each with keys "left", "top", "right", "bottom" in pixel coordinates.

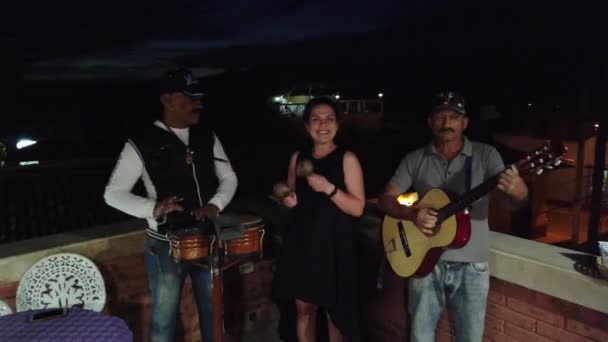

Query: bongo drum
[
  {"left": 167, "top": 228, "right": 213, "bottom": 261},
  {"left": 219, "top": 213, "right": 265, "bottom": 258}
]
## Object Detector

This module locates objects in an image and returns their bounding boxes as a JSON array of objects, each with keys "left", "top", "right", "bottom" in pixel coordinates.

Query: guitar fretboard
[
  {"left": 436, "top": 172, "right": 501, "bottom": 224},
  {"left": 432, "top": 140, "right": 562, "bottom": 223}
]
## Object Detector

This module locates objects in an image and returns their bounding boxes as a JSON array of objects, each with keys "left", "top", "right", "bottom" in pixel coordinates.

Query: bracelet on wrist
[{"left": 328, "top": 185, "right": 338, "bottom": 198}]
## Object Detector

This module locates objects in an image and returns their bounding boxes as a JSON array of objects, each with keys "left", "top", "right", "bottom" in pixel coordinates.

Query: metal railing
[
  {"left": 275, "top": 99, "right": 383, "bottom": 117},
  {"left": 0, "top": 159, "right": 133, "bottom": 243}
]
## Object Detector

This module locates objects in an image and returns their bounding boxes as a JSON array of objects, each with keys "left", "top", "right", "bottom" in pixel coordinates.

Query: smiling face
[{"left": 305, "top": 103, "right": 339, "bottom": 145}]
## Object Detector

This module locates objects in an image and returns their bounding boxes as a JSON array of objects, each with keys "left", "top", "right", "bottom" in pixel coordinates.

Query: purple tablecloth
[{"left": 0, "top": 308, "right": 132, "bottom": 341}]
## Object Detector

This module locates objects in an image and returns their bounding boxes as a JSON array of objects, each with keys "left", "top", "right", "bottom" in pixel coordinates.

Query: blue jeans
[
  {"left": 408, "top": 261, "right": 489, "bottom": 342},
  {"left": 144, "top": 237, "right": 214, "bottom": 342}
]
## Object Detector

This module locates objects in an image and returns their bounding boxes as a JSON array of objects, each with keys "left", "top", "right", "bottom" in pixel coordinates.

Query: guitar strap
[
  {"left": 376, "top": 252, "right": 387, "bottom": 289},
  {"left": 465, "top": 155, "right": 473, "bottom": 191}
]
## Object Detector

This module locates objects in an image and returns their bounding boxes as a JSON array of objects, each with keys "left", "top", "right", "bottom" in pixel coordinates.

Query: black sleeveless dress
[{"left": 272, "top": 147, "right": 360, "bottom": 341}]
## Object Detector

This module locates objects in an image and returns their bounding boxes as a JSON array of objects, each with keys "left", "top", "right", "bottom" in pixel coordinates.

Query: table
[{"left": 0, "top": 308, "right": 132, "bottom": 341}]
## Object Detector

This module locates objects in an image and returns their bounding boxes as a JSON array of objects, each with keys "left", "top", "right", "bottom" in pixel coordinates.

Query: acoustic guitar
[{"left": 382, "top": 140, "right": 566, "bottom": 278}]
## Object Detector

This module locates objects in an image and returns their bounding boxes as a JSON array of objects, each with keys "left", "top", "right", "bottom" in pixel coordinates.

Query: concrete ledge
[
  {"left": 0, "top": 220, "right": 146, "bottom": 282},
  {"left": 489, "top": 231, "right": 608, "bottom": 314}
]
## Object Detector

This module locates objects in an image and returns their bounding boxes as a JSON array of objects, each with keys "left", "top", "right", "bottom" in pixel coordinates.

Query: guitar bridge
[
  {"left": 397, "top": 221, "right": 412, "bottom": 257},
  {"left": 385, "top": 238, "right": 396, "bottom": 253}
]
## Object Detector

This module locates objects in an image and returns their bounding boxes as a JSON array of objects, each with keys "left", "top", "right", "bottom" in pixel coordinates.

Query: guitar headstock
[{"left": 515, "top": 140, "right": 567, "bottom": 176}]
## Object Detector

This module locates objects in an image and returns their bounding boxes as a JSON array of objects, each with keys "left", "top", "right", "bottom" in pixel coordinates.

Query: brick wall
[
  {"left": 366, "top": 273, "right": 608, "bottom": 342},
  {"left": 0, "top": 253, "right": 275, "bottom": 342},
  {"left": 440, "top": 278, "right": 608, "bottom": 342},
  {"left": 3, "top": 247, "right": 608, "bottom": 342}
]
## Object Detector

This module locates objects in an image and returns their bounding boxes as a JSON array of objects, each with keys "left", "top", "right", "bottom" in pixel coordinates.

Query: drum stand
[
  {"left": 211, "top": 255, "right": 224, "bottom": 342},
  {"left": 190, "top": 235, "right": 226, "bottom": 342},
  {"left": 210, "top": 231, "right": 265, "bottom": 342}
]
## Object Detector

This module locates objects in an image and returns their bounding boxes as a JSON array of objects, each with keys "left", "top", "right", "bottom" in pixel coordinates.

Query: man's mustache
[{"left": 439, "top": 128, "right": 455, "bottom": 133}]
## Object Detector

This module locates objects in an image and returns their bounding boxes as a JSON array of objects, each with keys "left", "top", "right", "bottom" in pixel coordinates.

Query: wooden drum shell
[
  {"left": 224, "top": 226, "right": 264, "bottom": 256},
  {"left": 168, "top": 232, "right": 211, "bottom": 261},
  {"left": 219, "top": 213, "right": 265, "bottom": 258}
]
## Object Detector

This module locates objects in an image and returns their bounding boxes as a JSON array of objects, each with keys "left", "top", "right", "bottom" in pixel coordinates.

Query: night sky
[
  {"left": 0, "top": 0, "right": 604, "bottom": 216},
  {"left": 6, "top": 0, "right": 608, "bottom": 168},
  {"left": 20, "top": 1, "right": 606, "bottom": 85}
]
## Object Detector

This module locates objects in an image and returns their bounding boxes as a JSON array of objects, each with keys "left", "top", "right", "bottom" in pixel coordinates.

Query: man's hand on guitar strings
[
  {"left": 497, "top": 165, "right": 529, "bottom": 201},
  {"left": 412, "top": 207, "right": 438, "bottom": 236}
]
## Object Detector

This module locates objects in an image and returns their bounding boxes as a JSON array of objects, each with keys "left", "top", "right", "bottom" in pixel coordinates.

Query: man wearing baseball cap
[
  {"left": 378, "top": 91, "right": 528, "bottom": 341},
  {"left": 159, "top": 67, "right": 205, "bottom": 100},
  {"left": 104, "top": 67, "right": 238, "bottom": 341}
]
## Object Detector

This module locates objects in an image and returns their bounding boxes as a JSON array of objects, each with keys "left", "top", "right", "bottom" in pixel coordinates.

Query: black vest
[{"left": 130, "top": 123, "right": 218, "bottom": 234}]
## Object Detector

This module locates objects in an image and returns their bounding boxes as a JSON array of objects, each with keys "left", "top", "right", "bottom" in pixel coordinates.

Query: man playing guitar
[{"left": 378, "top": 91, "right": 529, "bottom": 342}]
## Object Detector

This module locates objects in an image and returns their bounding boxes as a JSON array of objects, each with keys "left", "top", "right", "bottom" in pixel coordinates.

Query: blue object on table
[{"left": 0, "top": 308, "right": 132, "bottom": 341}]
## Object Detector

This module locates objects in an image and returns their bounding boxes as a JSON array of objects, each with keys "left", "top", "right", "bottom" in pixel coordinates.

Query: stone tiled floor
[{"left": 224, "top": 302, "right": 281, "bottom": 342}]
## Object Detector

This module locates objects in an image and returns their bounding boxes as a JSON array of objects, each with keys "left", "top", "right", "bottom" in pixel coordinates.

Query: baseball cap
[
  {"left": 430, "top": 90, "right": 467, "bottom": 116},
  {"left": 159, "top": 67, "right": 204, "bottom": 99}
]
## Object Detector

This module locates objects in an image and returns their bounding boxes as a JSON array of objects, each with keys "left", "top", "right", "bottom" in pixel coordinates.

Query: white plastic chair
[
  {"left": 16, "top": 253, "right": 106, "bottom": 312},
  {"left": 0, "top": 299, "right": 13, "bottom": 316}
]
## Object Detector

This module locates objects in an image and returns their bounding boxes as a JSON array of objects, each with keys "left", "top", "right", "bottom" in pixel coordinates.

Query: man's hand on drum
[
  {"left": 190, "top": 204, "right": 219, "bottom": 221},
  {"left": 153, "top": 195, "right": 184, "bottom": 218}
]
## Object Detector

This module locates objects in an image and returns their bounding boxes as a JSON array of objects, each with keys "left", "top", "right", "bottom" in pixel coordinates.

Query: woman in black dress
[{"left": 272, "top": 97, "right": 365, "bottom": 342}]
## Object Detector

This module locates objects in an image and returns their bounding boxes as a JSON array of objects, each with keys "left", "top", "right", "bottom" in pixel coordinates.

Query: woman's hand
[
  {"left": 307, "top": 174, "right": 334, "bottom": 195},
  {"left": 273, "top": 181, "right": 298, "bottom": 208},
  {"left": 282, "top": 192, "right": 298, "bottom": 208}
]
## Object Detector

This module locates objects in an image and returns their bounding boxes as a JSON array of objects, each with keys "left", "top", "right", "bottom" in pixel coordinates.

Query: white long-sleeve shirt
[{"left": 104, "top": 121, "right": 238, "bottom": 232}]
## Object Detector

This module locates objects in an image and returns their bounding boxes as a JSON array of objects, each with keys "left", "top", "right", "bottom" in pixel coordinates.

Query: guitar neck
[
  {"left": 436, "top": 171, "right": 502, "bottom": 223},
  {"left": 430, "top": 139, "right": 564, "bottom": 223}
]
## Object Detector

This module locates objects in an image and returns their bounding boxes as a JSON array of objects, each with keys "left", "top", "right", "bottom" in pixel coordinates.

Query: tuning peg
[
  {"left": 530, "top": 162, "right": 535, "bottom": 168},
  {"left": 539, "top": 158, "right": 544, "bottom": 163},
  {"left": 554, "top": 159, "right": 562, "bottom": 166},
  {"left": 536, "top": 168, "right": 544, "bottom": 175},
  {"left": 545, "top": 165, "right": 554, "bottom": 170}
]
